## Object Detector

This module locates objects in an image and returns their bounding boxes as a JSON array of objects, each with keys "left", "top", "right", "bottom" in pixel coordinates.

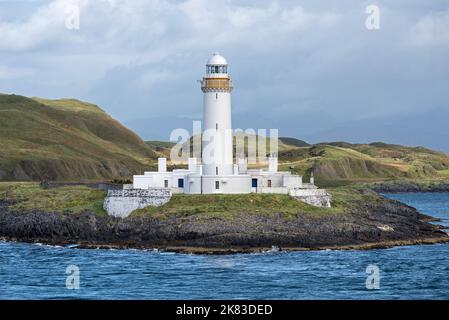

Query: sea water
[{"left": 0, "top": 193, "right": 448, "bottom": 299}]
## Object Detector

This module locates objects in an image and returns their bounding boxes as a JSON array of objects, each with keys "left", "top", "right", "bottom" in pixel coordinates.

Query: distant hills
[
  {"left": 127, "top": 108, "right": 449, "bottom": 154},
  {"left": 277, "top": 141, "right": 449, "bottom": 186},
  {"left": 0, "top": 94, "right": 157, "bottom": 181},
  {"left": 1, "top": 93, "right": 448, "bottom": 184}
]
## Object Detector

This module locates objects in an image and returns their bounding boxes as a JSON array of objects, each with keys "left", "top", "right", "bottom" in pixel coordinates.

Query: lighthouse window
[
  {"left": 215, "top": 66, "right": 219, "bottom": 73},
  {"left": 216, "top": 93, "right": 218, "bottom": 100},
  {"left": 268, "top": 179, "right": 272, "bottom": 187},
  {"left": 216, "top": 167, "right": 218, "bottom": 175},
  {"left": 216, "top": 123, "right": 218, "bottom": 130},
  {"left": 164, "top": 180, "right": 168, "bottom": 188},
  {"left": 215, "top": 181, "right": 220, "bottom": 190}
]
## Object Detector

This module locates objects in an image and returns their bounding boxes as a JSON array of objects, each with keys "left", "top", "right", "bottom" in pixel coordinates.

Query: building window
[
  {"left": 268, "top": 179, "right": 272, "bottom": 187},
  {"left": 215, "top": 181, "right": 220, "bottom": 190},
  {"left": 216, "top": 167, "right": 219, "bottom": 175},
  {"left": 178, "top": 178, "right": 184, "bottom": 188},
  {"left": 164, "top": 180, "right": 168, "bottom": 188},
  {"left": 215, "top": 66, "right": 219, "bottom": 73}
]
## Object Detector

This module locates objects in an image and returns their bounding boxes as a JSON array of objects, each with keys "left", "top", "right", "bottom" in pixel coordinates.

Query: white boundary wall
[{"left": 104, "top": 188, "right": 172, "bottom": 218}]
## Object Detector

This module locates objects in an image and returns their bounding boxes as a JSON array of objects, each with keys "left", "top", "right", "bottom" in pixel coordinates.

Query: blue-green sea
[{"left": 1, "top": 193, "right": 448, "bottom": 299}]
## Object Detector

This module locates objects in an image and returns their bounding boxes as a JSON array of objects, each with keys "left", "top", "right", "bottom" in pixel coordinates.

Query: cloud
[
  {"left": 0, "top": 0, "right": 448, "bottom": 149},
  {"left": 0, "top": 0, "right": 80, "bottom": 51},
  {"left": 410, "top": 9, "right": 449, "bottom": 46}
]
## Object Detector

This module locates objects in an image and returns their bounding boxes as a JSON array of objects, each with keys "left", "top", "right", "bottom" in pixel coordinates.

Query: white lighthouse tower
[
  {"left": 201, "top": 52, "right": 233, "bottom": 177},
  {"left": 130, "top": 52, "right": 330, "bottom": 206}
]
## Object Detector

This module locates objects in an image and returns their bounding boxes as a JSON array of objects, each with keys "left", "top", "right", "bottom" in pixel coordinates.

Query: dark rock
[
  {"left": 371, "top": 181, "right": 449, "bottom": 193},
  {"left": 0, "top": 195, "right": 447, "bottom": 253}
]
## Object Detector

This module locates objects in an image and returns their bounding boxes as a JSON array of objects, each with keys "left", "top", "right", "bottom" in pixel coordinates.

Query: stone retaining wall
[
  {"left": 103, "top": 188, "right": 172, "bottom": 218},
  {"left": 289, "top": 189, "right": 332, "bottom": 207}
]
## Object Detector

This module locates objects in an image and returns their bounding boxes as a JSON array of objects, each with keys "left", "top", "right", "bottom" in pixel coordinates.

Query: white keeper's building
[{"left": 133, "top": 53, "right": 329, "bottom": 206}]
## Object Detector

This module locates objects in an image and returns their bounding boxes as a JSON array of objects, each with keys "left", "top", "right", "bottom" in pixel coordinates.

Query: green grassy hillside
[
  {"left": 149, "top": 134, "right": 310, "bottom": 160},
  {"left": 145, "top": 140, "right": 176, "bottom": 158},
  {"left": 0, "top": 182, "right": 106, "bottom": 215},
  {"left": 279, "top": 137, "right": 310, "bottom": 148},
  {"left": 2, "top": 93, "right": 448, "bottom": 185},
  {"left": 146, "top": 135, "right": 449, "bottom": 187},
  {"left": 0, "top": 94, "right": 157, "bottom": 181},
  {"left": 278, "top": 142, "right": 449, "bottom": 186}
]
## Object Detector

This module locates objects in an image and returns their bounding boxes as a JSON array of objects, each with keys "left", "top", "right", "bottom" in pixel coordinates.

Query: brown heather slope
[{"left": 0, "top": 94, "right": 157, "bottom": 181}]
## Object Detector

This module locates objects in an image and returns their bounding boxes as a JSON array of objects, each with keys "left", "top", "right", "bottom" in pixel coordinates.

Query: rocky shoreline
[
  {"left": 370, "top": 181, "right": 449, "bottom": 193},
  {"left": 1, "top": 193, "right": 448, "bottom": 254}
]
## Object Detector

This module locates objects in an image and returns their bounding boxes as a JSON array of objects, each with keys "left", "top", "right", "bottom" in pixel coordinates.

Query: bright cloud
[{"left": 0, "top": 0, "right": 448, "bottom": 143}]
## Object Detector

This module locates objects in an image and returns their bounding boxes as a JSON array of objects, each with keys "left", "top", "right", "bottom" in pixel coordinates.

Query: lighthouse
[
  {"left": 201, "top": 52, "right": 233, "bottom": 176},
  {"left": 130, "top": 52, "right": 329, "bottom": 206}
]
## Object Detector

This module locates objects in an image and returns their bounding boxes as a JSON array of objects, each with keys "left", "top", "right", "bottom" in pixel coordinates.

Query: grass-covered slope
[
  {"left": 146, "top": 134, "right": 449, "bottom": 187},
  {"left": 2, "top": 93, "right": 448, "bottom": 185},
  {"left": 0, "top": 94, "right": 157, "bottom": 181},
  {"left": 0, "top": 182, "right": 374, "bottom": 219},
  {"left": 278, "top": 142, "right": 449, "bottom": 186},
  {"left": 130, "top": 185, "right": 382, "bottom": 218},
  {"left": 0, "top": 182, "right": 106, "bottom": 215}
]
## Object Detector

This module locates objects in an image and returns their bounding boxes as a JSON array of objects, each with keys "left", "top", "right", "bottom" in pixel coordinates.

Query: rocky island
[
  {"left": 1, "top": 94, "right": 449, "bottom": 254},
  {"left": 0, "top": 183, "right": 447, "bottom": 254}
]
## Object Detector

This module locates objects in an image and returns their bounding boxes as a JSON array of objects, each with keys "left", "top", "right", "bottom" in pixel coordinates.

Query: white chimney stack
[
  {"left": 158, "top": 158, "right": 167, "bottom": 172},
  {"left": 238, "top": 157, "right": 247, "bottom": 174},
  {"left": 268, "top": 156, "right": 278, "bottom": 173},
  {"left": 188, "top": 157, "right": 197, "bottom": 173}
]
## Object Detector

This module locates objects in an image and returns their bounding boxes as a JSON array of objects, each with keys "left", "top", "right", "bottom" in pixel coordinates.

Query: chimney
[
  {"left": 158, "top": 158, "right": 167, "bottom": 172},
  {"left": 188, "top": 157, "right": 197, "bottom": 173},
  {"left": 268, "top": 156, "right": 278, "bottom": 173},
  {"left": 238, "top": 157, "right": 247, "bottom": 174}
]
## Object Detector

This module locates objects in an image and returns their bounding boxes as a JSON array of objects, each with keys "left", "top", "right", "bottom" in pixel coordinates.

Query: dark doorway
[
  {"left": 178, "top": 178, "right": 184, "bottom": 188},
  {"left": 252, "top": 178, "right": 258, "bottom": 188}
]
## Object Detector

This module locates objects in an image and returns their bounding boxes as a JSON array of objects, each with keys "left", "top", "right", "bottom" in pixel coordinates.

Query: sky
[{"left": 0, "top": 0, "right": 448, "bottom": 150}]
